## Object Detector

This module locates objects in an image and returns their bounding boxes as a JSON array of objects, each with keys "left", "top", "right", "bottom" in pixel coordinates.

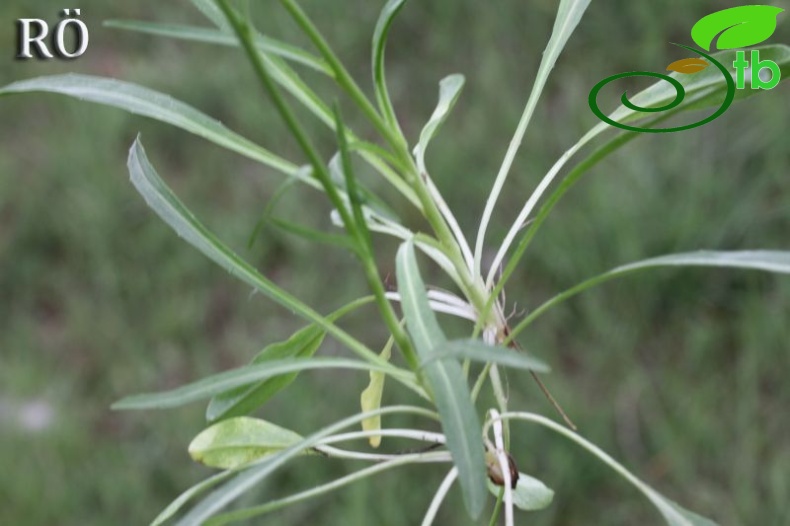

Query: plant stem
[
  {"left": 396, "top": 147, "right": 493, "bottom": 321},
  {"left": 335, "top": 105, "right": 418, "bottom": 370},
  {"left": 488, "top": 487, "right": 505, "bottom": 526},
  {"left": 471, "top": 362, "right": 492, "bottom": 402},
  {"left": 280, "top": 0, "right": 491, "bottom": 323},
  {"left": 420, "top": 467, "right": 459, "bottom": 526},
  {"left": 218, "top": 0, "right": 419, "bottom": 370},
  {"left": 206, "top": 452, "right": 451, "bottom": 525},
  {"left": 483, "top": 129, "right": 639, "bottom": 325},
  {"left": 279, "top": 0, "right": 404, "bottom": 151}
]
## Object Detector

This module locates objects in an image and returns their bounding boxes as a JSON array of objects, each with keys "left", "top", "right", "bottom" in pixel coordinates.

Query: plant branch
[
  {"left": 335, "top": 105, "right": 419, "bottom": 369},
  {"left": 278, "top": 0, "right": 403, "bottom": 151},
  {"left": 217, "top": 0, "right": 419, "bottom": 369}
]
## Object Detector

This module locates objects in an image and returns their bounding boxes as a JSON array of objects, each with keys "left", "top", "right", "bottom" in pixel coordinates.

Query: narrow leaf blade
[
  {"left": 396, "top": 241, "right": 487, "bottom": 519},
  {"left": 475, "top": 0, "right": 591, "bottom": 275},
  {"left": 422, "top": 339, "right": 551, "bottom": 373},
  {"left": 104, "top": 20, "right": 329, "bottom": 74},
  {"left": 190, "top": 0, "right": 232, "bottom": 31},
  {"left": 124, "top": 138, "right": 383, "bottom": 366},
  {"left": 267, "top": 216, "right": 356, "bottom": 249},
  {"left": 372, "top": 0, "right": 408, "bottom": 127},
  {"left": 494, "top": 45, "right": 790, "bottom": 296},
  {"left": 151, "top": 471, "right": 234, "bottom": 526},
  {"left": 113, "top": 357, "right": 384, "bottom": 411},
  {"left": 509, "top": 413, "right": 718, "bottom": 525},
  {"left": 509, "top": 251, "right": 790, "bottom": 349},
  {"left": 0, "top": 75, "right": 299, "bottom": 177},
  {"left": 414, "top": 74, "right": 465, "bottom": 173},
  {"left": 206, "top": 325, "right": 326, "bottom": 422},
  {"left": 612, "top": 250, "right": 790, "bottom": 276}
]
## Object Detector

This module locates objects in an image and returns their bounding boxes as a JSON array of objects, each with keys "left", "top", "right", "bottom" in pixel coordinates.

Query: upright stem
[
  {"left": 397, "top": 149, "right": 493, "bottom": 321},
  {"left": 278, "top": 0, "right": 493, "bottom": 326},
  {"left": 279, "top": 0, "right": 405, "bottom": 151},
  {"left": 217, "top": 0, "right": 418, "bottom": 369}
]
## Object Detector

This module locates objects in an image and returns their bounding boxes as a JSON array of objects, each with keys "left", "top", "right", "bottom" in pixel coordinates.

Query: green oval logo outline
[{"left": 588, "top": 44, "right": 736, "bottom": 134}]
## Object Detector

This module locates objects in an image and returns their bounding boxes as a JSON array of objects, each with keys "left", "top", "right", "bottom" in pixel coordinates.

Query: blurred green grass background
[{"left": 1, "top": 1, "right": 789, "bottom": 524}]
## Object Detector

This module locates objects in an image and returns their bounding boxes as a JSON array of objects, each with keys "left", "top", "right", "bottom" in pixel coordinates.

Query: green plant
[{"left": 2, "top": 0, "right": 789, "bottom": 524}]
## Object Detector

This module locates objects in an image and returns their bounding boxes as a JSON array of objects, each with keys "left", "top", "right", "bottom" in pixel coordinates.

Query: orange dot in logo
[{"left": 666, "top": 57, "right": 710, "bottom": 74}]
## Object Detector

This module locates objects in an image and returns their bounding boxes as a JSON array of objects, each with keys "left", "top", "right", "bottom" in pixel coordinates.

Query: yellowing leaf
[
  {"left": 360, "top": 337, "right": 394, "bottom": 448},
  {"left": 188, "top": 417, "right": 311, "bottom": 470}
]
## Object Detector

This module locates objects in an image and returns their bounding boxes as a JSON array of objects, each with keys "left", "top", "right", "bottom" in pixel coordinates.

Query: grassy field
[{"left": 1, "top": 1, "right": 789, "bottom": 524}]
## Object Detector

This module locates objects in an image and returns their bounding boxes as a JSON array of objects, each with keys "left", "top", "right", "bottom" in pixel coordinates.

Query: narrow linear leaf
[
  {"left": 205, "top": 453, "right": 442, "bottom": 526},
  {"left": 113, "top": 358, "right": 392, "bottom": 411},
  {"left": 124, "top": 138, "right": 387, "bottom": 368},
  {"left": 486, "top": 472, "right": 554, "bottom": 511},
  {"left": 663, "top": 501, "right": 719, "bottom": 526},
  {"left": 333, "top": 107, "right": 371, "bottom": 249},
  {"left": 503, "top": 412, "right": 717, "bottom": 525},
  {"left": 276, "top": 0, "right": 399, "bottom": 152},
  {"left": 509, "top": 250, "right": 790, "bottom": 343},
  {"left": 421, "top": 467, "right": 459, "bottom": 526},
  {"left": 190, "top": 417, "right": 311, "bottom": 470},
  {"left": 184, "top": 2, "right": 423, "bottom": 209},
  {"left": 372, "top": 0, "right": 408, "bottom": 128},
  {"left": 104, "top": 20, "right": 330, "bottom": 74},
  {"left": 421, "top": 339, "right": 550, "bottom": 374},
  {"left": 413, "top": 74, "right": 465, "bottom": 174},
  {"left": 350, "top": 140, "right": 409, "bottom": 175},
  {"left": 475, "top": 0, "right": 591, "bottom": 275},
  {"left": 326, "top": 103, "right": 419, "bottom": 375},
  {"left": 327, "top": 152, "right": 401, "bottom": 225},
  {"left": 190, "top": 0, "right": 232, "bottom": 31},
  {"left": 206, "top": 326, "right": 326, "bottom": 422},
  {"left": 612, "top": 250, "right": 790, "bottom": 275},
  {"left": 547, "top": 0, "right": 593, "bottom": 58},
  {"left": 126, "top": 136, "right": 291, "bottom": 302},
  {"left": 207, "top": 296, "right": 372, "bottom": 422},
  {"left": 0, "top": 75, "right": 302, "bottom": 180},
  {"left": 151, "top": 471, "right": 234, "bottom": 526},
  {"left": 267, "top": 216, "right": 356, "bottom": 249},
  {"left": 396, "top": 242, "right": 447, "bottom": 351},
  {"left": 407, "top": 75, "right": 474, "bottom": 269},
  {"left": 396, "top": 241, "right": 487, "bottom": 519},
  {"left": 248, "top": 174, "right": 301, "bottom": 249}
]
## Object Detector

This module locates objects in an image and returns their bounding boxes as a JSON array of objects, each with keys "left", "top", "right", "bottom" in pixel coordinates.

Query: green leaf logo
[{"left": 691, "top": 5, "right": 784, "bottom": 51}]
